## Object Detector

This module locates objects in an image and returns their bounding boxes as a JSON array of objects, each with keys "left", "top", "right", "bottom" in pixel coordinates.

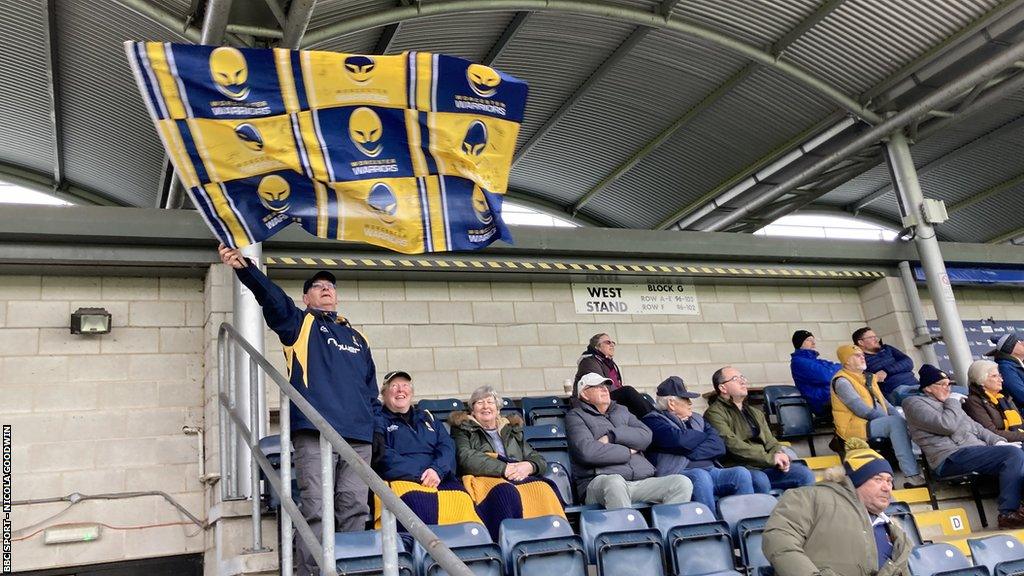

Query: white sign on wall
[{"left": 571, "top": 283, "right": 700, "bottom": 315}]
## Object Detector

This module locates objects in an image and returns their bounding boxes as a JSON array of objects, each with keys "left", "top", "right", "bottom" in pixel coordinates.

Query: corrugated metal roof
[
  {"left": 784, "top": 0, "right": 1001, "bottom": 96},
  {"left": 511, "top": 27, "right": 748, "bottom": 207},
  {"left": 588, "top": 66, "right": 836, "bottom": 228},
  {"left": 4, "top": 0, "right": 1024, "bottom": 244},
  {"left": 1, "top": 0, "right": 55, "bottom": 176},
  {"left": 309, "top": 28, "right": 380, "bottom": 54},
  {"left": 495, "top": 13, "right": 638, "bottom": 154},
  {"left": 58, "top": 0, "right": 188, "bottom": 206},
  {"left": 673, "top": 0, "right": 823, "bottom": 48},
  {"left": 386, "top": 12, "right": 519, "bottom": 62},
  {"left": 309, "top": 0, "right": 393, "bottom": 30}
]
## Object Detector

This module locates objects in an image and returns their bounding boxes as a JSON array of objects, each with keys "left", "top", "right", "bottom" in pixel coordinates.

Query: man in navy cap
[
  {"left": 219, "top": 244, "right": 379, "bottom": 575},
  {"left": 988, "top": 333, "right": 1024, "bottom": 406},
  {"left": 904, "top": 363, "right": 1024, "bottom": 529},
  {"left": 643, "top": 376, "right": 758, "bottom": 509}
]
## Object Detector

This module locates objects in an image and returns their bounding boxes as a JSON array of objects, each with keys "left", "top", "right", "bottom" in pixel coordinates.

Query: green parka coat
[{"left": 447, "top": 411, "right": 548, "bottom": 477}]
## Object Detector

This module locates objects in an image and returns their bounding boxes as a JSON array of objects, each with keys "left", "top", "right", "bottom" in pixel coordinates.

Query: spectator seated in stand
[
  {"left": 853, "top": 326, "right": 919, "bottom": 406},
  {"left": 964, "top": 359, "right": 1024, "bottom": 442},
  {"left": 703, "top": 366, "right": 815, "bottom": 493},
  {"left": 831, "top": 344, "right": 924, "bottom": 488},
  {"left": 566, "top": 373, "right": 693, "bottom": 509},
  {"left": 987, "top": 333, "right": 1024, "bottom": 407},
  {"left": 789, "top": 330, "right": 841, "bottom": 417},
  {"left": 642, "top": 376, "right": 757, "bottom": 509},
  {"left": 573, "top": 332, "right": 654, "bottom": 419},
  {"left": 763, "top": 438, "right": 912, "bottom": 576},
  {"left": 903, "top": 364, "right": 1024, "bottom": 529},
  {"left": 373, "top": 371, "right": 482, "bottom": 529},
  {"left": 448, "top": 385, "right": 565, "bottom": 539}
]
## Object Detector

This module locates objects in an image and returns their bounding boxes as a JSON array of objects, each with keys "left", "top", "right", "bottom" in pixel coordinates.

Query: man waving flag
[{"left": 126, "top": 43, "right": 526, "bottom": 254}]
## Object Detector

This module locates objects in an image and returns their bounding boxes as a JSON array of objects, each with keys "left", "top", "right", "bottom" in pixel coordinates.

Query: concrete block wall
[
  {"left": 260, "top": 279, "right": 869, "bottom": 409},
  {"left": 3, "top": 275, "right": 206, "bottom": 571}
]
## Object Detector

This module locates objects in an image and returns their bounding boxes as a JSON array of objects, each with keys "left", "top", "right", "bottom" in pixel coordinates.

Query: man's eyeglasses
[
  {"left": 598, "top": 340, "right": 617, "bottom": 347},
  {"left": 310, "top": 282, "right": 336, "bottom": 291},
  {"left": 859, "top": 335, "right": 880, "bottom": 342},
  {"left": 931, "top": 381, "right": 952, "bottom": 388},
  {"left": 724, "top": 374, "right": 748, "bottom": 384}
]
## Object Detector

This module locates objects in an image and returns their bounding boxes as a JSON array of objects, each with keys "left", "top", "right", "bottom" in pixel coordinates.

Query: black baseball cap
[
  {"left": 302, "top": 270, "right": 337, "bottom": 293},
  {"left": 382, "top": 370, "right": 412, "bottom": 386}
]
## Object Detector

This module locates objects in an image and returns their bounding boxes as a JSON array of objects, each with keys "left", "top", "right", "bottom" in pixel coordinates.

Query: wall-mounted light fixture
[{"left": 70, "top": 307, "right": 112, "bottom": 334}]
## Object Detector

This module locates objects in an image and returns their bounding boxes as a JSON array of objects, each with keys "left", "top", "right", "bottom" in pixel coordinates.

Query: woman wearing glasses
[{"left": 573, "top": 332, "right": 654, "bottom": 419}]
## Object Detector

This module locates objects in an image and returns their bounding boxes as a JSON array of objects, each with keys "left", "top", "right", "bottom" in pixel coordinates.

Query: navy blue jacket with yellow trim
[
  {"left": 235, "top": 263, "right": 380, "bottom": 443},
  {"left": 376, "top": 406, "right": 457, "bottom": 482}
]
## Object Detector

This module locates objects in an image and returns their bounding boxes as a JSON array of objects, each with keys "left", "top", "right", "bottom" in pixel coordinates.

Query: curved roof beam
[
  {"left": 300, "top": 0, "right": 882, "bottom": 124},
  {"left": 571, "top": 0, "right": 850, "bottom": 215},
  {"left": 695, "top": 39, "right": 1024, "bottom": 232},
  {"left": 741, "top": 68, "right": 1024, "bottom": 229}
]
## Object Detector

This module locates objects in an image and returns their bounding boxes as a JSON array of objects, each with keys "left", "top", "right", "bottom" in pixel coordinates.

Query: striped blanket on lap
[
  {"left": 374, "top": 479, "right": 482, "bottom": 530},
  {"left": 462, "top": 475, "right": 566, "bottom": 540}
]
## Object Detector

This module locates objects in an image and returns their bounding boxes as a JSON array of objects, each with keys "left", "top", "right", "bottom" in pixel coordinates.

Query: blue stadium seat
[
  {"left": 258, "top": 434, "right": 299, "bottom": 511},
  {"left": 499, "top": 397, "right": 523, "bottom": 419},
  {"left": 762, "top": 385, "right": 801, "bottom": 419},
  {"left": 651, "top": 503, "right": 740, "bottom": 576},
  {"left": 418, "top": 398, "right": 466, "bottom": 419},
  {"left": 579, "top": 508, "right": 666, "bottom": 576},
  {"left": 968, "top": 534, "right": 1024, "bottom": 576},
  {"left": 334, "top": 530, "right": 415, "bottom": 576},
  {"left": 521, "top": 396, "right": 567, "bottom": 426},
  {"left": 412, "top": 522, "right": 502, "bottom": 576},
  {"left": 717, "top": 494, "right": 777, "bottom": 575},
  {"left": 885, "top": 501, "right": 923, "bottom": 547},
  {"left": 523, "top": 423, "right": 567, "bottom": 449},
  {"left": 908, "top": 543, "right": 986, "bottom": 576},
  {"left": 762, "top": 385, "right": 816, "bottom": 456},
  {"left": 499, "top": 515, "right": 587, "bottom": 576},
  {"left": 544, "top": 461, "right": 573, "bottom": 506}
]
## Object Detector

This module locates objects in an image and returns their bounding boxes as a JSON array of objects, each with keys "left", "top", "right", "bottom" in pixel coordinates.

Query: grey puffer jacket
[
  {"left": 566, "top": 400, "right": 655, "bottom": 496},
  {"left": 902, "top": 393, "right": 1003, "bottom": 470}
]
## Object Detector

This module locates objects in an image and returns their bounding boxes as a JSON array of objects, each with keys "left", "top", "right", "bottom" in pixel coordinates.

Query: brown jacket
[{"left": 963, "top": 384, "right": 1024, "bottom": 442}]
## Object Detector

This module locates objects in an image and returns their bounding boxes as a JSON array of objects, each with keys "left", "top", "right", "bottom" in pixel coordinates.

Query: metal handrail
[{"left": 217, "top": 322, "right": 474, "bottom": 576}]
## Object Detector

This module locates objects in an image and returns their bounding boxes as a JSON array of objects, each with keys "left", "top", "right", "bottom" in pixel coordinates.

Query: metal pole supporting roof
[{"left": 696, "top": 38, "right": 1024, "bottom": 232}]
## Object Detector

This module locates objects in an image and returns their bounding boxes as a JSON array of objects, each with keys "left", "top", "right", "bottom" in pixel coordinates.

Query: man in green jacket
[
  {"left": 763, "top": 438, "right": 912, "bottom": 576},
  {"left": 704, "top": 366, "right": 815, "bottom": 492}
]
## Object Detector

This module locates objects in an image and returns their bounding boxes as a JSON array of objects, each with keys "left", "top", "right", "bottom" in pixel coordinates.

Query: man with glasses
[
  {"left": 219, "top": 244, "right": 380, "bottom": 575},
  {"left": 853, "top": 326, "right": 918, "bottom": 405},
  {"left": 764, "top": 439, "right": 912, "bottom": 575},
  {"left": 573, "top": 332, "right": 654, "bottom": 418},
  {"left": 904, "top": 364, "right": 1024, "bottom": 529},
  {"left": 704, "top": 366, "right": 815, "bottom": 492}
]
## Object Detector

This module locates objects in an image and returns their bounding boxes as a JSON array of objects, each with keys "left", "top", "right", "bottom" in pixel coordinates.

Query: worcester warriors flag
[{"left": 125, "top": 42, "right": 525, "bottom": 254}]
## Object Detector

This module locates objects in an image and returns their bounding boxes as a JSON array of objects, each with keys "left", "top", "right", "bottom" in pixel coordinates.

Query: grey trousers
[
  {"left": 292, "top": 431, "right": 372, "bottom": 576},
  {"left": 584, "top": 474, "right": 693, "bottom": 509}
]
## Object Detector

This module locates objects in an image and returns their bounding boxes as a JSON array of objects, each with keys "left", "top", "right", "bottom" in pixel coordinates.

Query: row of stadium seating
[{"left": 336, "top": 497, "right": 775, "bottom": 576}]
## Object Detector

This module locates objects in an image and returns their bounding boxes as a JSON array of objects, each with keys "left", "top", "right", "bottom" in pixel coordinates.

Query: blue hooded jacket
[
  {"left": 996, "top": 353, "right": 1024, "bottom": 407},
  {"left": 790, "top": 349, "right": 841, "bottom": 415},
  {"left": 642, "top": 410, "right": 726, "bottom": 476},
  {"left": 376, "top": 407, "right": 457, "bottom": 482},
  {"left": 235, "top": 263, "right": 380, "bottom": 443},
  {"left": 865, "top": 344, "right": 917, "bottom": 396}
]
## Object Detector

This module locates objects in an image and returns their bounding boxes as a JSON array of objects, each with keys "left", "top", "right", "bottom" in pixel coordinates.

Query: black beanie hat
[{"left": 792, "top": 330, "right": 813, "bottom": 350}]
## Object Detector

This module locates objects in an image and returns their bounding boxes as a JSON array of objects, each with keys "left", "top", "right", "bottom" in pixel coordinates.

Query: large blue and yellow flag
[{"left": 125, "top": 42, "right": 526, "bottom": 254}]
